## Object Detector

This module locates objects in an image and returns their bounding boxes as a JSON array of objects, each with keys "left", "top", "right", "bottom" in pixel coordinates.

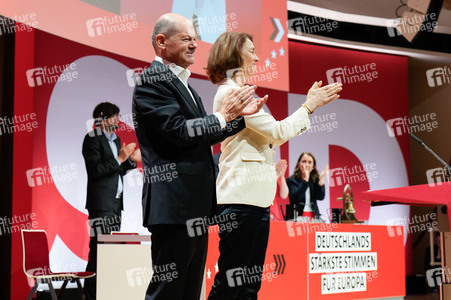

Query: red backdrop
[{"left": 11, "top": 29, "right": 410, "bottom": 298}]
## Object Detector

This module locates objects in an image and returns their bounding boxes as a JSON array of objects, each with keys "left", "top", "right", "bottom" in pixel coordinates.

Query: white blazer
[{"left": 214, "top": 79, "right": 311, "bottom": 207}]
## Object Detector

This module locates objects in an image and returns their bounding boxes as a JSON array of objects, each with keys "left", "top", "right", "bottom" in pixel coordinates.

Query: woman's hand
[
  {"left": 300, "top": 164, "right": 310, "bottom": 182},
  {"left": 319, "top": 164, "right": 329, "bottom": 186},
  {"left": 304, "top": 81, "right": 342, "bottom": 112},
  {"left": 275, "top": 159, "right": 288, "bottom": 178}
]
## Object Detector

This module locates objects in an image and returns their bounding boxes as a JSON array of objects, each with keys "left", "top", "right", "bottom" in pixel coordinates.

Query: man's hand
[
  {"left": 304, "top": 81, "right": 342, "bottom": 113},
  {"left": 218, "top": 85, "right": 267, "bottom": 122},
  {"left": 130, "top": 148, "right": 142, "bottom": 163},
  {"left": 118, "top": 142, "right": 136, "bottom": 163},
  {"left": 241, "top": 94, "right": 268, "bottom": 116}
]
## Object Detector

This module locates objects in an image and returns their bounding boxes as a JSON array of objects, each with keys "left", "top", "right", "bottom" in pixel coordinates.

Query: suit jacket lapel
[
  {"left": 189, "top": 85, "right": 207, "bottom": 117},
  {"left": 172, "top": 78, "right": 202, "bottom": 117},
  {"left": 151, "top": 60, "right": 203, "bottom": 117},
  {"left": 97, "top": 131, "right": 119, "bottom": 161},
  {"left": 114, "top": 138, "right": 121, "bottom": 156},
  {"left": 114, "top": 138, "right": 123, "bottom": 176}
]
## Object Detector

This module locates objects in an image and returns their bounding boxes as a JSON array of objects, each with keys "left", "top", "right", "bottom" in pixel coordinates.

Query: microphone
[
  {"left": 409, "top": 133, "right": 451, "bottom": 173},
  {"left": 408, "top": 132, "right": 425, "bottom": 147}
]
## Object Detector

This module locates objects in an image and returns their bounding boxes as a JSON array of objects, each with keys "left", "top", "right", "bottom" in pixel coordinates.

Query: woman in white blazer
[{"left": 205, "top": 32, "right": 342, "bottom": 299}]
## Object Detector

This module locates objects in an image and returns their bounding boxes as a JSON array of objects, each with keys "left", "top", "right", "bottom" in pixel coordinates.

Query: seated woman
[{"left": 287, "top": 152, "right": 328, "bottom": 221}]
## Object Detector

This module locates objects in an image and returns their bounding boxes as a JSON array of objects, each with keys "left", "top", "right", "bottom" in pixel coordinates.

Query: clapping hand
[
  {"left": 319, "top": 164, "right": 329, "bottom": 186},
  {"left": 219, "top": 85, "right": 268, "bottom": 122},
  {"left": 130, "top": 148, "right": 142, "bottom": 163},
  {"left": 118, "top": 142, "right": 136, "bottom": 163},
  {"left": 304, "top": 81, "right": 342, "bottom": 112},
  {"left": 275, "top": 159, "right": 288, "bottom": 178}
]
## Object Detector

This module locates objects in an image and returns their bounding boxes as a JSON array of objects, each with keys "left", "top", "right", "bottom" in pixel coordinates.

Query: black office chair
[{"left": 280, "top": 204, "right": 298, "bottom": 221}]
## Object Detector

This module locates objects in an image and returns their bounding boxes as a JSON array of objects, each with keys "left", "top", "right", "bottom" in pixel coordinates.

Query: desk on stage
[
  {"left": 363, "top": 183, "right": 451, "bottom": 299},
  {"left": 96, "top": 234, "right": 206, "bottom": 300},
  {"left": 205, "top": 221, "right": 405, "bottom": 300},
  {"left": 96, "top": 235, "right": 151, "bottom": 300},
  {"left": 96, "top": 222, "right": 405, "bottom": 300}
]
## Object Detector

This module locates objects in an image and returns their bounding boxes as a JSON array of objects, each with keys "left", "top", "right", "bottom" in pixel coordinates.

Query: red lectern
[{"left": 362, "top": 183, "right": 451, "bottom": 299}]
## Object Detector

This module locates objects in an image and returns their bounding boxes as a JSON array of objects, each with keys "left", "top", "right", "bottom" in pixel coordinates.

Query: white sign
[
  {"left": 316, "top": 232, "right": 371, "bottom": 251},
  {"left": 321, "top": 272, "right": 367, "bottom": 294},
  {"left": 310, "top": 252, "right": 377, "bottom": 273}
]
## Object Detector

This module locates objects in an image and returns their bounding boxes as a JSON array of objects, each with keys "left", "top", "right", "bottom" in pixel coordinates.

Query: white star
[
  {"left": 265, "top": 58, "right": 271, "bottom": 67},
  {"left": 207, "top": 268, "right": 212, "bottom": 279},
  {"left": 271, "top": 49, "right": 277, "bottom": 59},
  {"left": 215, "top": 262, "right": 219, "bottom": 272},
  {"left": 279, "top": 47, "right": 285, "bottom": 56}
]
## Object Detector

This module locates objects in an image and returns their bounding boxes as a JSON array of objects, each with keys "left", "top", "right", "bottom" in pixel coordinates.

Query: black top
[
  {"left": 82, "top": 129, "right": 136, "bottom": 218},
  {"left": 286, "top": 176, "right": 325, "bottom": 218},
  {"left": 132, "top": 61, "right": 245, "bottom": 227}
]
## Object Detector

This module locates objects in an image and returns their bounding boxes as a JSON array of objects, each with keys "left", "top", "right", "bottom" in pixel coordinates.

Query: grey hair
[{"left": 152, "top": 17, "right": 179, "bottom": 49}]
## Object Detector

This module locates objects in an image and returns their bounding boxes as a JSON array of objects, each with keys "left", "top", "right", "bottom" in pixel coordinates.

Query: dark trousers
[
  {"left": 145, "top": 224, "right": 208, "bottom": 300},
  {"left": 84, "top": 214, "right": 121, "bottom": 300},
  {"left": 208, "top": 204, "right": 270, "bottom": 300}
]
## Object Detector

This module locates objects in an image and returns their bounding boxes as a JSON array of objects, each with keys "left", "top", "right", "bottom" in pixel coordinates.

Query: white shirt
[
  {"left": 154, "top": 56, "right": 226, "bottom": 128},
  {"left": 304, "top": 186, "right": 313, "bottom": 212},
  {"left": 102, "top": 129, "right": 122, "bottom": 198}
]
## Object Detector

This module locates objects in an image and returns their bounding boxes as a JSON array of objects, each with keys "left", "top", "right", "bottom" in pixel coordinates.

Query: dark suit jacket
[
  {"left": 82, "top": 129, "right": 136, "bottom": 218},
  {"left": 132, "top": 61, "right": 245, "bottom": 227},
  {"left": 286, "top": 176, "right": 325, "bottom": 218}
]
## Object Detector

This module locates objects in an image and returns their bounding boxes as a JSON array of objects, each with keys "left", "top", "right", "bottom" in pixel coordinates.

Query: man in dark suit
[
  {"left": 82, "top": 102, "right": 141, "bottom": 300},
  {"left": 132, "top": 13, "right": 266, "bottom": 300}
]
